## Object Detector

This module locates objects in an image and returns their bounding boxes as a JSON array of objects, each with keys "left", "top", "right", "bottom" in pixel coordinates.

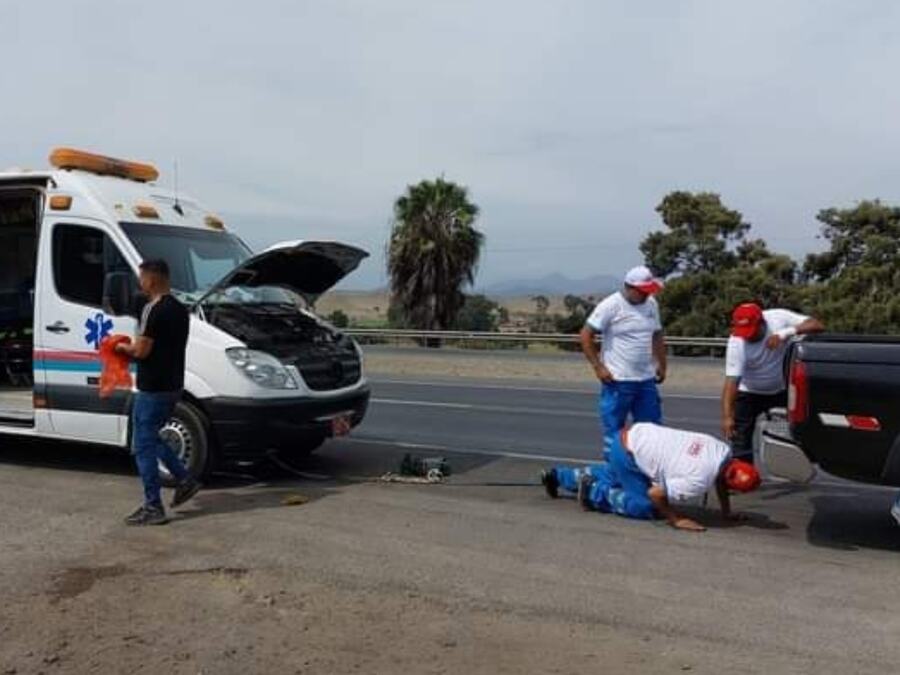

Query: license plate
[{"left": 331, "top": 414, "right": 352, "bottom": 437}]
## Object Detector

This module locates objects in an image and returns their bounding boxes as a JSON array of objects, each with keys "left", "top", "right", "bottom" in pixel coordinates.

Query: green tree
[
  {"left": 804, "top": 200, "right": 900, "bottom": 281},
  {"left": 802, "top": 200, "right": 900, "bottom": 333},
  {"left": 641, "top": 191, "right": 750, "bottom": 277},
  {"left": 554, "top": 294, "right": 594, "bottom": 334},
  {"left": 387, "top": 178, "right": 484, "bottom": 330},
  {"left": 529, "top": 294, "right": 554, "bottom": 332},
  {"left": 326, "top": 309, "right": 350, "bottom": 328},
  {"left": 641, "top": 191, "right": 801, "bottom": 337},
  {"left": 453, "top": 294, "right": 502, "bottom": 332},
  {"left": 386, "top": 297, "right": 408, "bottom": 329}
]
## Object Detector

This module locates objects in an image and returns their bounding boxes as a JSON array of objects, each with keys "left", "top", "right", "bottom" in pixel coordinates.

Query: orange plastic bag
[{"left": 98, "top": 334, "right": 133, "bottom": 398}]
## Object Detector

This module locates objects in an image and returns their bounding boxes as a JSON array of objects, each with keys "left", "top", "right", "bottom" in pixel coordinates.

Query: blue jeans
[
  {"left": 131, "top": 391, "right": 189, "bottom": 508},
  {"left": 552, "top": 436, "right": 655, "bottom": 520},
  {"left": 605, "top": 433, "right": 655, "bottom": 519},
  {"left": 554, "top": 464, "right": 611, "bottom": 493},
  {"left": 599, "top": 379, "right": 662, "bottom": 457}
]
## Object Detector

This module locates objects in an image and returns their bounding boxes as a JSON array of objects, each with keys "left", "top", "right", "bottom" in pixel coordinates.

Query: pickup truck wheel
[{"left": 158, "top": 401, "right": 211, "bottom": 487}]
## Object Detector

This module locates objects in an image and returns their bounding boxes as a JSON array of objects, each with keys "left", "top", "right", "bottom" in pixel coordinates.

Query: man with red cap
[
  {"left": 723, "top": 303, "right": 824, "bottom": 461},
  {"left": 580, "top": 265, "right": 667, "bottom": 458},
  {"left": 541, "top": 422, "right": 760, "bottom": 531}
]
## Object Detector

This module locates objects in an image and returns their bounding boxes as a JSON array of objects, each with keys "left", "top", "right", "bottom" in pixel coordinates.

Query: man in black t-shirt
[{"left": 116, "top": 259, "right": 200, "bottom": 525}]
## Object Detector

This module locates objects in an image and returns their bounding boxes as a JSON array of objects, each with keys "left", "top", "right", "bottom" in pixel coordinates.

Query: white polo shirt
[
  {"left": 586, "top": 292, "right": 662, "bottom": 381},
  {"left": 628, "top": 423, "right": 731, "bottom": 502},
  {"left": 725, "top": 309, "right": 808, "bottom": 394}
]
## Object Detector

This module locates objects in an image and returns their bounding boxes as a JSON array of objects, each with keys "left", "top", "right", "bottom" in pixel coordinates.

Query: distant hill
[{"left": 479, "top": 273, "right": 619, "bottom": 298}]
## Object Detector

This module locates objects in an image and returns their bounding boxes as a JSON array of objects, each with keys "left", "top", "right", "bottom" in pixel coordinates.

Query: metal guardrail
[{"left": 345, "top": 328, "right": 728, "bottom": 348}]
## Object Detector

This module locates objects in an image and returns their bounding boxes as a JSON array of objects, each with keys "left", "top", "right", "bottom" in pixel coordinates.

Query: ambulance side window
[{"left": 52, "top": 225, "right": 131, "bottom": 308}]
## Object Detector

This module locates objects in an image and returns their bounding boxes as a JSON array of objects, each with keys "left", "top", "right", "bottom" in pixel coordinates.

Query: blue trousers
[
  {"left": 131, "top": 391, "right": 189, "bottom": 508},
  {"left": 599, "top": 379, "right": 662, "bottom": 457},
  {"left": 553, "top": 436, "right": 655, "bottom": 520}
]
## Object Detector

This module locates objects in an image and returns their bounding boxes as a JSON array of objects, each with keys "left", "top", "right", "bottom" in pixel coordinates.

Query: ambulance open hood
[{"left": 191, "top": 240, "right": 368, "bottom": 308}]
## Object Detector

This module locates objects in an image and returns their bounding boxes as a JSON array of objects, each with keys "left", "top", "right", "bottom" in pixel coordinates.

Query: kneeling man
[{"left": 541, "top": 423, "right": 760, "bottom": 531}]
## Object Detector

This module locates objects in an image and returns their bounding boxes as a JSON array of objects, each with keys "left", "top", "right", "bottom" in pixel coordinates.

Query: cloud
[{"left": 3, "top": 0, "right": 900, "bottom": 289}]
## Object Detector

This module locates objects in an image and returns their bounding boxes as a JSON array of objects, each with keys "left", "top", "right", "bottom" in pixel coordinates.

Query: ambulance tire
[{"left": 158, "top": 401, "right": 212, "bottom": 487}]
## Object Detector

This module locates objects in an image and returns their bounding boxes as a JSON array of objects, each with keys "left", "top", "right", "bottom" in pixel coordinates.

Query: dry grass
[
  {"left": 316, "top": 291, "right": 596, "bottom": 326},
  {"left": 363, "top": 348, "right": 724, "bottom": 395}
]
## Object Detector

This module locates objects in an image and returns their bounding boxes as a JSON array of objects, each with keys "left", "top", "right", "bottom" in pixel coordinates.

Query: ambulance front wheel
[{"left": 158, "top": 401, "right": 212, "bottom": 487}]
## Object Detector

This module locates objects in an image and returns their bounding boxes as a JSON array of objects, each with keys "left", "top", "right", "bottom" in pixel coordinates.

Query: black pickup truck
[{"left": 772, "top": 334, "right": 900, "bottom": 486}]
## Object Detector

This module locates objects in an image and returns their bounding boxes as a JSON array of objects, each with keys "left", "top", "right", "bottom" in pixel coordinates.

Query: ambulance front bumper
[{"left": 201, "top": 386, "right": 370, "bottom": 457}]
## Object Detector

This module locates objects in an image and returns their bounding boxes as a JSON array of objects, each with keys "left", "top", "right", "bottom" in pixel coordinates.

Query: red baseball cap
[
  {"left": 624, "top": 266, "right": 664, "bottom": 295},
  {"left": 723, "top": 459, "right": 761, "bottom": 493},
  {"left": 731, "top": 303, "right": 763, "bottom": 339}
]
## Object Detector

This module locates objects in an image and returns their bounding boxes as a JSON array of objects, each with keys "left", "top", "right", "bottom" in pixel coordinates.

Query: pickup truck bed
[{"left": 786, "top": 334, "right": 900, "bottom": 486}]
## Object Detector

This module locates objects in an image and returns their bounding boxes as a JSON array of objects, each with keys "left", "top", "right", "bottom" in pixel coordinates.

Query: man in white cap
[{"left": 580, "top": 265, "right": 667, "bottom": 457}]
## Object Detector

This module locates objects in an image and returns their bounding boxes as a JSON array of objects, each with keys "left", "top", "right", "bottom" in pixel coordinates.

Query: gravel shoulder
[
  {"left": 1, "top": 439, "right": 898, "bottom": 674},
  {"left": 362, "top": 346, "right": 724, "bottom": 396}
]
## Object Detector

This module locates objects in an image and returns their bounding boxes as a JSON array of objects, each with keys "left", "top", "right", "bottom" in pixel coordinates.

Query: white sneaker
[{"left": 891, "top": 497, "right": 900, "bottom": 527}]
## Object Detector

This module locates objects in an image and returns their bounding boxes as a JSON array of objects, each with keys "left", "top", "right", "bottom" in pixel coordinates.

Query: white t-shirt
[
  {"left": 628, "top": 423, "right": 731, "bottom": 502},
  {"left": 586, "top": 292, "right": 662, "bottom": 381},
  {"left": 725, "top": 309, "right": 808, "bottom": 394}
]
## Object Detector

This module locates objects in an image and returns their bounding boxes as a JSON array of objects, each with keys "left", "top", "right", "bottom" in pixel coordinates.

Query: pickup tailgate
[{"left": 791, "top": 336, "right": 900, "bottom": 485}]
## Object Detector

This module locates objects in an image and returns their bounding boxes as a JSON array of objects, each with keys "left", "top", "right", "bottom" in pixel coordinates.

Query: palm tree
[{"left": 387, "top": 178, "right": 484, "bottom": 331}]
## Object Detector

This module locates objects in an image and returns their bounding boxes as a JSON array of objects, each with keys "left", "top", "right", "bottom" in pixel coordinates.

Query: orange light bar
[
  {"left": 49, "top": 195, "right": 73, "bottom": 210},
  {"left": 133, "top": 203, "right": 160, "bottom": 219},
  {"left": 204, "top": 214, "right": 225, "bottom": 230},
  {"left": 49, "top": 147, "right": 159, "bottom": 183}
]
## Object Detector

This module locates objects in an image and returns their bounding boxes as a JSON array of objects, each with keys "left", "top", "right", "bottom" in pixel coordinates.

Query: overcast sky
[{"left": 3, "top": 1, "right": 900, "bottom": 289}]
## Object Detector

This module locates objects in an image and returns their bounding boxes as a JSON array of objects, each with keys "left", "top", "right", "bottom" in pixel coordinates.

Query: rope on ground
[
  {"left": 266, "top": 452, "right": 447, "bottom": 484},
  {"left": 377, "top": 469, "right": 445, "bottom": 484},
  {"left": 267, "top": 453, "right": 335, "bottom": 481},
  {"left": 268, "top": 452, "right": 536, "bottom": 487}
]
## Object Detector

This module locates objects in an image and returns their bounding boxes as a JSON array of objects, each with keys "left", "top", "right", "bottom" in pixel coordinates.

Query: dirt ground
[
  {"left": 2, "top": 351, "right": 896, "bottom": 675},
  {"left": 2, "top": 436, "right": 899, "bottom": 675},
  {"left": 316, "top": 291, "right": 575, "bottom": 326},
  {"left": 0, "top": 446, "right": 715, "bottom": 675}
]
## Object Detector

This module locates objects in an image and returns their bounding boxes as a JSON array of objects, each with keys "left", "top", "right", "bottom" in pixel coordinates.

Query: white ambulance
[{"left": 0, "top": 148, "right": 370, "bottom": 478}]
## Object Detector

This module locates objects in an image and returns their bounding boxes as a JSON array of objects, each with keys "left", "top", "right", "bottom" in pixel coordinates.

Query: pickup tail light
[
  {"left": 787, "top": 359, "right": 808, "bottom": 425},
  {"left": 847, "top": 415, "right": 881, "bottom": 432},
  {"left": 819, "top": 414, "right": 882, "bottom": 432}
]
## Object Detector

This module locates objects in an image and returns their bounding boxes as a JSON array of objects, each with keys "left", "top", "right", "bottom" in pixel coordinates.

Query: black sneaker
[
  {"left": 171, "top": 478, "right": 202, "bottom": 508},
  {"left": 124, "top": 504, "right": 169, "bottom": 526},
  {"left": 577, "top": 473, "right": 596, "bottom": 511},
  {"left": 540, "top": 469, "right": 559, "bottom": 499}
]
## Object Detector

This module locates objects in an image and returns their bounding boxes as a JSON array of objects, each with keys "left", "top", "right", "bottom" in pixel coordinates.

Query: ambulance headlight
[{"left": 226, "top": 348, "right": 298, "bottom": 389}]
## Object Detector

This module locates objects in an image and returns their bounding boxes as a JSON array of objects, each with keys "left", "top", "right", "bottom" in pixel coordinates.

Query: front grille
[
  {"left": 284, "top": 340, "right": 362, "bottom": 392},
  {"left": 297, "top": 354, "right": 361, "bottom": 391}
]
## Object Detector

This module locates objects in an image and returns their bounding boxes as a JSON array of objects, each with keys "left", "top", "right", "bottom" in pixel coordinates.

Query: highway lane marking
[
  {"left": 371, "top": 398, "right": 475, "bottom": 410},
  {"left": 369, "top": 397, "right": 708, "bottom": 425},
  {"left": 371, "top": 378, "right": 719, "bottom": 400},
  {"left": 371, "top": 397, "right": 594, "bottom": 418}
]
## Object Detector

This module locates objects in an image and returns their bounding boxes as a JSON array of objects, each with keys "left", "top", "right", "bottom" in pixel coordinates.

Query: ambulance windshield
[{"left": 122, "top": 222, "right": 297, "bottom": 306}]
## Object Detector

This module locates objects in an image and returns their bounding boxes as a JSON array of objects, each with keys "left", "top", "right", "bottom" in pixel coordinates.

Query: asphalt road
[
  {"left": 356, "top": 373, "right": 900, "bottom": 519},
  {"left": 359, "top": 375, "right": 719, "bottom": 461},
  {"left": 3, "top": 372, "right": 900, "bottom": 673}
]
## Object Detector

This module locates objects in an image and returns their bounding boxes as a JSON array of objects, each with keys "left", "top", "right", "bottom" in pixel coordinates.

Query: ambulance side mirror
[{"left": 103, "top": 272, "right": 135, "bottom": 317}]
